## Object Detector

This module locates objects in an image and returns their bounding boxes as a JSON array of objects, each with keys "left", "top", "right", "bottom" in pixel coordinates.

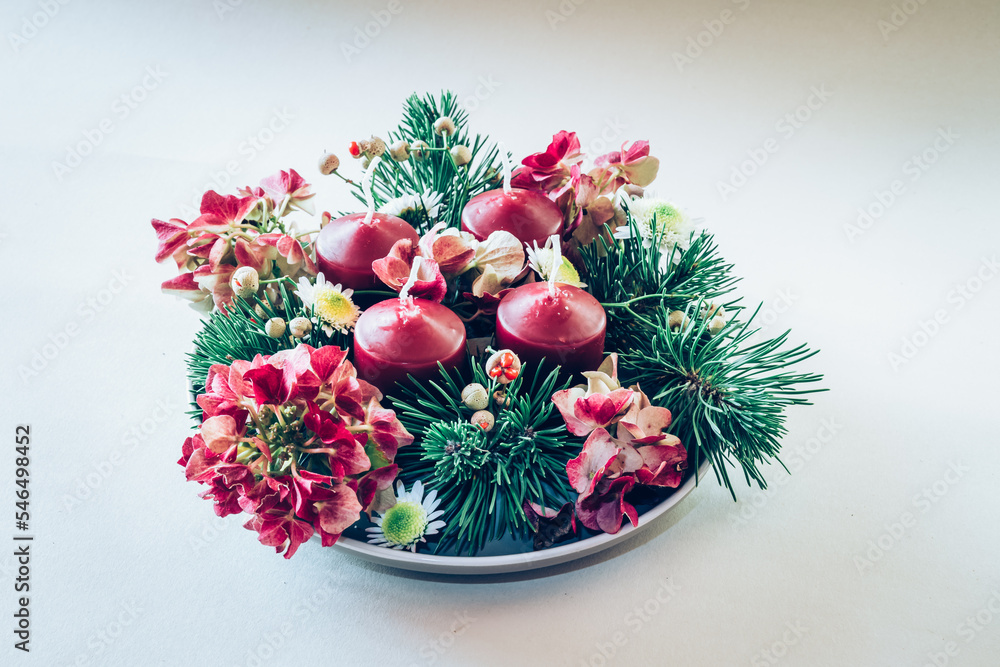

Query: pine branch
[
  {"left": 580, "top": 209, "right": 825, "bottom": 498},
  {"left": 389, "top": 359, "right": 574, "bottom": 554},
  {"left": 619, "top": 301, "right": 825, "bottom": 498},
  {"left": 347, "top": 90, "right": 502, "bottom": 234},
  {"left": 185, "top": 283, "right": 334, "bottom": 419}
]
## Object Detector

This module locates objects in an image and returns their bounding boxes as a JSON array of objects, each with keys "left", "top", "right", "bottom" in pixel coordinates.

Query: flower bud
[
  {"left": 318, "top": 153, "right": 340, "bottom": 175},
  {"left": 668, "top": 310, "right": 690, "bottom": 331},
  {"left": 623, "top": 184, "right": 645, "bottom": 198},
  {"left": 411, "top": 140, "right": 430, "bottom": 161},
  {"left": 493, "top": 389, "right": 511, "bottom": 409},
  {"left": 265, "top": 318, "right": 286, "bottom": 338},
  {"left": 388, "top": 140, "right": 410, "bottom": 161},
  {"left": 471, "top": 410, "right": 494, "bottom": 432},
  {"left": 708, "top": 315, "right": 726, "bottom": 335},
  {"left": 367, "top": 135, "right": 386, "bottom": 157},
  {"left": 461, "top": 383, "right": 489, "bottom": 410},
  {"left": 289, "top": 317, "right": 312, "bottom": 338},
  {"left": 450, "top": 145, "right": 471, "bottom": 166},
  {"left": 231, "top": 266, "right": 259, "bottom": 299},
  {"left": 433, "top": 116, "right": 456, "bottom": 137},
  {"left": 701, "top": 301, "right": 725, "bottom": 319}
]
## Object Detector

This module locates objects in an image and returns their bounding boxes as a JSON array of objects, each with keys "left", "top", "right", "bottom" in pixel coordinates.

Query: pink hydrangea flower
[
  {"left": 260, "top": 168, "right": 316, "bottom": 216},
  {"left": 552, "top": 354, "right": 635, "bottom": 436},
  {"left": 181, "top": 343, "right": 413, "bottom": 558},
  {"left": 152, "top": 171, "right": 319, "bottom": 313},
  {"left": 511, "top": 131, "right": 584, "bottom": 192},
  {"left": 371, "top": 238, "right": 448, "bottom": 302},
  {"left": 594, "top": 140, "right": 660, "bottom": 190}
]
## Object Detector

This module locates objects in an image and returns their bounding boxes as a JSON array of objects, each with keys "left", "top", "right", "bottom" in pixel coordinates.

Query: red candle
[
  {"left": 353, "top": 298, "right": 467, "bottom": 393},
  {"left": 316, "top": 212, "right": 418, "bottom": 290},
  {"left": 461, "top": 188, "right": 564, "bottom": 246},
  {"left": 495, "top": 281, "right": 606, "bottom": 374}
]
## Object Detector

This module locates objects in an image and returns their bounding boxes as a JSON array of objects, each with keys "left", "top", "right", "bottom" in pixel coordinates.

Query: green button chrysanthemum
[{"left": 366, "top": 480, "right": 446, "bottom": 552}]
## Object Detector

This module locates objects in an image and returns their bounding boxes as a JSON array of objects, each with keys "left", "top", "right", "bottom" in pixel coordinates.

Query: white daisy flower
[
  {"left": 620, "top": 197, "right": 696, "bottom": 270},
  {"left": 366, "top": 480, "right": 446, "bottom": 552},
  {"left": 294, "top": 272, "right": 361, "bottom": 336},
  {"left": 525, "top": 237, "right": 587, "bottom": 288},
  {"left": 378, "top": 189, "right": 444, "bottom": 220}
]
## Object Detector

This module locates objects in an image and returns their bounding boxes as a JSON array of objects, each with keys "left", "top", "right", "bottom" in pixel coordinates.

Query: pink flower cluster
[
  {"left": 181, "top": 343, "right": 413, "bottom": 558},
  {"left": 152, "top": 169, "right": 317, "bottom": 312},
  {"left": 552, "top": 354, "right": 688, "bottom": 534},
  {"left": 512, "top": 131, "right": 660, "bottom": 246}
]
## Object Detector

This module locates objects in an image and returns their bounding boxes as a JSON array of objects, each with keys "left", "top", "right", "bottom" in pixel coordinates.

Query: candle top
[
  {"left": 496, "top": 281, "right": 606, "bottom": 344},
  {"left": 354, "top": 298, "right": 466, "bottom": 364},
  {"left": 461, "top": 187, "right": 564, "bottom": 246},
  {"left": 315, "top": 212, "right": 418, "bottom": 273}
]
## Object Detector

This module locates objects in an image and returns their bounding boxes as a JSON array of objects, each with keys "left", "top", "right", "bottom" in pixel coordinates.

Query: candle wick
[
  {"left": 547, "top": 234, "right": 561, "bottom": 298},
  {"left": 362, "top": 155, "right": 382, "bottom": 226},
  {"left": 498, "top": 141, "right": 512, "bottom": 195},
  {"left": 400, "top": 255, "right": 422, "bottom": 302}
]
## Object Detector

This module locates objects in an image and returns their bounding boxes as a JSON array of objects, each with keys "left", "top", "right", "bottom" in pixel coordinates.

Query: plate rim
[{"left": 329, "top": 460, "right": 711, "bottom": 574}]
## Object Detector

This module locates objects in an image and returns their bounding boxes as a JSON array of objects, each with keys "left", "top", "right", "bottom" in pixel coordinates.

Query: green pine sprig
[
  {"left": 618, "top": 303, "right": 824, "bottom": 498},
  {"left": 185, "top": 277, "right": 346, "bottom": 418},
  {"left": 347, "top": 90, "right": 503, "bottom": 234},
  {"left": 580, "top": 210, "right": 826, "bottom": 498},
  {"left": 389, "top": 359, "right": 574, "bottom": 554}
]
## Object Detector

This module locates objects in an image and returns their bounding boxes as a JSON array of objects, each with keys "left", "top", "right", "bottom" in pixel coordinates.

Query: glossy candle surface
[
  {"left": 495, "top": 281, "right": 606, "bottom": 374},
  {"left": 461, "top": 188, "right": 564, "bottom": 246},
  {"left": 353, "top": 298, "right": 467, "bottom": 393},
  {"left": 316, "top": 212, "right": 418, "bottom": 290}
]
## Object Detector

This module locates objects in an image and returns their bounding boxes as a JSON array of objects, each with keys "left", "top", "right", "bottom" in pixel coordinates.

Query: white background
[{"left": 2, "top": 0, "right": 999, "bottom": 665}]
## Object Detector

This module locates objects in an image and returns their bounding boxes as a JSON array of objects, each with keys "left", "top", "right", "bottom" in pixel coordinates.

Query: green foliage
[
  {"left": 390, "top": 359, "right": 574, "bottom": 554},
  {"left": 348, "top": 90, "right": 504, "bottom": 234},
  {"left": 580, "top": 215, "right": 741, "bottom": 350},
  {"left": 185, "top": 278, "right": 342, "bottom": 418},
  {"left": 581, "top": 211, "right": 826, "bottom": 498},
  {"left": 619, "top": 303, "right": 823, "bottom": 498}
]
